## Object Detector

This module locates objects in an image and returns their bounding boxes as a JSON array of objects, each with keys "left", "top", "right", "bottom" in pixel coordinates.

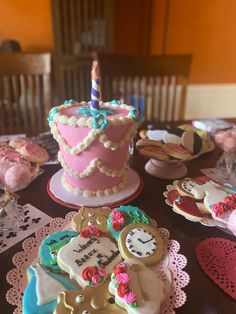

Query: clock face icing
[{"left": 125, "top": 227, "right": 157, "bottom": 258}]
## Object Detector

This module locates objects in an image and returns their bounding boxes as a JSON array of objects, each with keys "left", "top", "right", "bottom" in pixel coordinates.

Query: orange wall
[
  {"left": 151, "top": 0, "right": 236, "bottom": 83},
  {"left": 1, "top": 0, "right": 236, "bottom": 84},
  {"left": 0, "top": 0, "right": 53, "bottom": 52}
]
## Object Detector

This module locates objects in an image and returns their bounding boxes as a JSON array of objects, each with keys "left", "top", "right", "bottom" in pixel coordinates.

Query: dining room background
[{"left": 0, "top": 0, "right": 235, "bottom": 119}]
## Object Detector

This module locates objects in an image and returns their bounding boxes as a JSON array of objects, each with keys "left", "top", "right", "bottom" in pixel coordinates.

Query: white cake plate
[{"left": 48, "top": 168, "right": 142, "bottom": 208}]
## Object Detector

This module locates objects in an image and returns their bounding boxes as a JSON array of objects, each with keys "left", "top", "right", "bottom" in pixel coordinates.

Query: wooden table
[{"left": 1, "top": 132, "right": 236, "bottom": 314}]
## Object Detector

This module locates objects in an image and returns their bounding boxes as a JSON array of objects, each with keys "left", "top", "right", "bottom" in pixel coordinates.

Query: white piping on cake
[
  {"left": 58, "top": 152, "right": 128, "bottom": 178},
  {"left": 50, "top": 121, "right": 137, "bottom": 154},
  {"left": 52, "top": 101, "right": 135, "bottom": 127},
  {"left": 99, "top": 124, "right": 137, "bottom": 151},
  {"left": 61, "top": 171, "right": 128, "bottom": 197}
]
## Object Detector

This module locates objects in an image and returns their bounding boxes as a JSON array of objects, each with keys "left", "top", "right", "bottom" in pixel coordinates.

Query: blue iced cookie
[
  {"left": 107, "top": 205, "right": 150, "bottom": 240},
  {"left": 23, "top": 264, "right": 78, "bottom": 314},
  {"left": 39, "top": 230, "right": 78, "bottom": 271}
]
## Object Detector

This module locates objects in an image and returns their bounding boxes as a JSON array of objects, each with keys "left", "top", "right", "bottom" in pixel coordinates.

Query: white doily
[{"left": 6, "top": 212, "right": 189, "bottom": 314}]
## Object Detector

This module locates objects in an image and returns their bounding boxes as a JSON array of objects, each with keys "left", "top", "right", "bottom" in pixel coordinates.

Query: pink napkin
[{"left": 196, "top": 238, "right": 236, "bottom": 300}]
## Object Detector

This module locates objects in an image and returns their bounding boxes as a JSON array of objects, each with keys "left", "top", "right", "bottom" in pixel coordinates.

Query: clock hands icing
[
  {"left": 137, "top": 237, "right": 153, "bottom": 244},
  {"left": 130, "top": 264, "right": 150, "bottom": 302}
]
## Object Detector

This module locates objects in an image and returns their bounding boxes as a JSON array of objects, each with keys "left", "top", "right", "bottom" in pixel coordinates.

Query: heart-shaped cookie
[
  {"left": 196, "top": 238, "right": 236, "bottom": 300},
  {"left": 173, "top": 196, "right": 210, "bottom": 221},
  {"left": 166, "top": 189, "right": 180, "bottom": 205}
]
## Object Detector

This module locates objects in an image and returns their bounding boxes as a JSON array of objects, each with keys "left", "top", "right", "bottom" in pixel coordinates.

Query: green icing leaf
[{"left": 130, "top": 302, "right": 137, "bottom": 308}]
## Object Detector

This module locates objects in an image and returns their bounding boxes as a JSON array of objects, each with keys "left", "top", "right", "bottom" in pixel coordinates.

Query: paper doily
[
  {"left": 6, "top": 212, "right": 189, "bottom": 314},
  {"left": 163, "top": 181, "right": 226, "bottom": 228},
  {"left": 196, "top": 238, "right": 236, "bottom": 300}
]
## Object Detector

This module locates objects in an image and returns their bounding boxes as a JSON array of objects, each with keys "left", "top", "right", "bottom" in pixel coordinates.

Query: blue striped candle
[{"left": 90, "top": 60, "right": 100, "bottom": 110}]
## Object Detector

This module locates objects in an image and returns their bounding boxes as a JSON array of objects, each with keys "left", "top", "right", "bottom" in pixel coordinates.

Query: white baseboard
[{"left": 185, "top": 84, "right": 236, "bottom": 120}]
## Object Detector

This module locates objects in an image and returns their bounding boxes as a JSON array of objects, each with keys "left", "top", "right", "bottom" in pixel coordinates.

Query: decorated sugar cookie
[
  {"left": 173, "top": 196, "right": 211, "bottom": 221},
  {"left": 136, "top": 139, "right": 169, "bottom": 161},
  {"left": 107, "top": 206, "right": 151, "bottom": 240},
  {"left": 163, "top": 128, "right": 184, "bottom": 145},
  {"left": 23, "top": 264, "right": 78, "bottom": 314},
  {"left": 39, "top": 231, "right": 78, "bottom": 271},
  {"left": 163, "top": 128, "right": 202, "bottom": 155},
  {"left": 72, "top": 206, "right": 111, "bottom": 235},
  {"left": 209, "top": 193, "right": 236, "bottom": 224},
  {"left": 191, "top": 181, "right": 229, "bottom": 209},
  {"left": 55, "top": 280, "right": 126, "bottom": 314},
  {"left": 176, "top": 178, "right": 205, "bottom": 199},
  {"left": 17, "top": 142, "right": 49, "bottom": 163},
  {"left": 162, "top": 143, "right": 192, "bottom": 160},
  {"left": 118, "top": 224, "right": 164, "bottom": 265},
  {"left": 57, "top": 235, "right": 121, "bottom": 287},
  {"left": 109, "top": 259, "right": 165, "bottom": 314}
]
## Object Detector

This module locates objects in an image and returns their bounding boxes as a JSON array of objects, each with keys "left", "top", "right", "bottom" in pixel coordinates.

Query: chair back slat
[
  {"left": 98, "top": 53, "right": 192, "bottom": 122},
  {"left": 0, "top": 53, "right": 51, "bottom": 135}
]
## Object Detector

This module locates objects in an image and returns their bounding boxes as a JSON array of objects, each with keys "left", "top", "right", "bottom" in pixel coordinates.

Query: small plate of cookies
[
  {"left": 136, "top": 125, "right": 215, "bottom": 179},
  {"left": 163, "top": 176, "right": 236, "bottom": 235},
  {"left": 6, "top": 206, "right": 190, "bottom": 314}
]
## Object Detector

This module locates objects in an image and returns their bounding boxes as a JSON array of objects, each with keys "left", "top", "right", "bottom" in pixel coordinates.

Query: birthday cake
[
  {"left": 49, "top": 100, "right": 140, "bottom": 197},
  {"left": 48, "top": 60, "right": 141, "bottom": 198}
]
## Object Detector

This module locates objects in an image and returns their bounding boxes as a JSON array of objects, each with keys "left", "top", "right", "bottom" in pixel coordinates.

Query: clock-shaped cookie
[{"left": 118, "top": 223, "right": 164, "bottom": 265}]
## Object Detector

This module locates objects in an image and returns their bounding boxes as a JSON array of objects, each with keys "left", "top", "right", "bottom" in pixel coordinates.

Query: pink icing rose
[
  {"left": 111, "top": 210, "right": 125, "bottom": 231},
  {"left": 87, "top": 225, "right": 96, "bottom": 233},
  {"left": 124, "top": 291, "right": 137, "bottom": 304},
  {"left": 224, "top": 194, "right": 236, "bottom": 208},
  {"left": 98, "top": 268, "right": 106, "bottom": 277},
  {"left": 91, "top": 274, "right": 101, "bottom": 285},
  {"left": 212, "top": 202, "right": 229, "bottom": 217},
  {"left": 113, "top": 262, "right": 128, "bottom": 275},
  {"left": 116, "top": 272, "right": 130, "bottom": 284}
]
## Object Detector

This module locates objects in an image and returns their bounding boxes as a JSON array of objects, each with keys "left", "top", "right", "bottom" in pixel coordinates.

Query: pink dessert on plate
[{"left": 49, "top": 101, "right": 139, "bottom": 197}]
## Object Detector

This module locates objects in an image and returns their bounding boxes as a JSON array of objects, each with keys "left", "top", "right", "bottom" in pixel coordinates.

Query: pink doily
[
  {"left": 6, "top": 212, "right": 189, "bottom": 314},
  {"left": 196, "top": 238, "right": 236, "bottom": 300}
]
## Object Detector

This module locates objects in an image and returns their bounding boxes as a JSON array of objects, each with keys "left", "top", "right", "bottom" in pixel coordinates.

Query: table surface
[{"left": 1, "top": 126, "right": 236, "bottom": 314}]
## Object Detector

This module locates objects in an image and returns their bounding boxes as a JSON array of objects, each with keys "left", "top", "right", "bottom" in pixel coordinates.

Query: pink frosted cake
[{"left": 48, "top": 101, "right": 140, "bottom": 197}]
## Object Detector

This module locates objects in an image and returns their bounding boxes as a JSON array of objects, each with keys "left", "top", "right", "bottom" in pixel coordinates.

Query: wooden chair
[
  {"left": 97, "top": 53, "right": 192, "bottom": 122},
  {"left": 0, "top": 53, "right": 51, "bottom": 135}
]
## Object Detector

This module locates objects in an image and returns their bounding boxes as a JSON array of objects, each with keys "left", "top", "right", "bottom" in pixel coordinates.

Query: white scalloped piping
[
  {"left": 49, "top": 121, "right": 101, "bottom": 155},
  {"left": 61, "top": 171, "right": 128, "bottom": 197},
  {"left": 58, "top": 152, "right": 128, "bottom": 179},
  {"left": 99, "top": 123, "right": 137, "bottom": 151},
  {"left": 52, "top": 101, "right": 135, "bottom": 127},
  {"left": 50, "top": 121, "right": 137, "bottom": 154}
]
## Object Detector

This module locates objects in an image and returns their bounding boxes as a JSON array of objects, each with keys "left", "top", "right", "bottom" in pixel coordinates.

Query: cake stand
[
  {"left": 47, "top": 168, "right": 143, "bottom": 208},
  {"left": 145, "top": 158, "right": 188, "bottom": 180}
]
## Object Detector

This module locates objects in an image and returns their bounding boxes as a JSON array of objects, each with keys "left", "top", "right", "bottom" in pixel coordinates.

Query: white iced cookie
[
  {"left": 109, "top": 259, "right": 165, "bottom": 314},
  {"left": 192, "top": 182, "right": 229, "bottom": 208},
  {"left": 147, "top": 130, "right": 167, "bottom": 142},
  {"left": 176, "top": 178, "right": 204, "bottom": 199},
  {"left": 57, "top": 235, "right": 121, "bottom": 287}
]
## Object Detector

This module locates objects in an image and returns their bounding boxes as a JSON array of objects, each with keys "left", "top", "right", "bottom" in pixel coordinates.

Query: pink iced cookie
[
  {"left": 9, "top": 137, "right": 32, "bottom": 149},
  {"left": 0, "top": 142, "right": 9, "bottom": 149},
  {"left": 1, "top": 151, "right": 31, "bottom": 168},
  {"left": 17, "top": 143, "right": 49, "bottom": 163}
]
